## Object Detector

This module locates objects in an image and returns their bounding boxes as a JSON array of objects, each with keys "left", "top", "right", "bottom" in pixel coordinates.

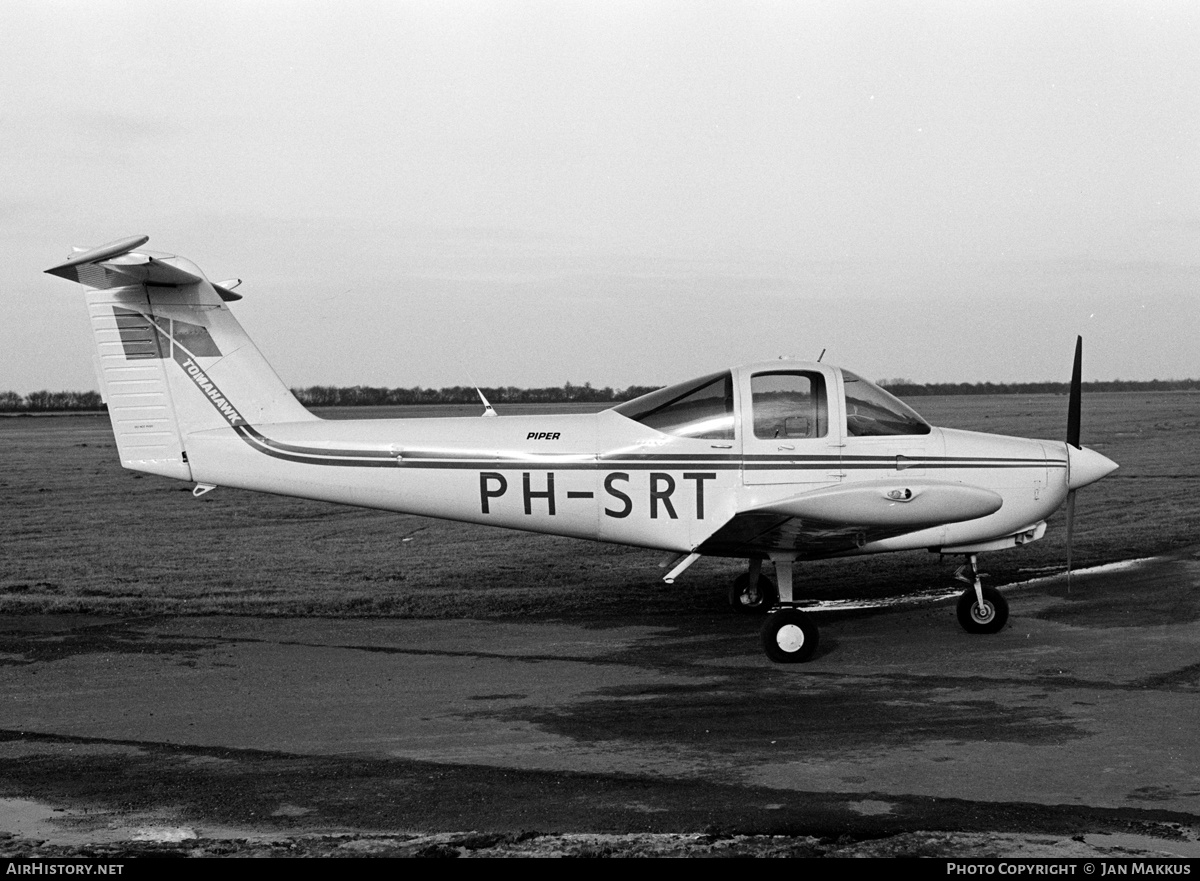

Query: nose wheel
[{"left": 729, "top": 559, "right": 778, "bottom": 614}]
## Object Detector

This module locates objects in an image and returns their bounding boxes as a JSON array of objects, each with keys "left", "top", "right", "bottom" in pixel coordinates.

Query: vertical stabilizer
[{"left": 47, "top": 237, "right": 316, "bottom": 481}]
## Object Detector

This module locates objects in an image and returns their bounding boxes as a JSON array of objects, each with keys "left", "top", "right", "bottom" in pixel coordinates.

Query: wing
[{"left": 698, "top": 478, "right": 1003, "bottom": 558}]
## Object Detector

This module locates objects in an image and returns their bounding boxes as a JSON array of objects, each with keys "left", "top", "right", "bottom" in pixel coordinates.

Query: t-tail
[{"left": 45, "top": 236, "right": 315, "bottom": 481}]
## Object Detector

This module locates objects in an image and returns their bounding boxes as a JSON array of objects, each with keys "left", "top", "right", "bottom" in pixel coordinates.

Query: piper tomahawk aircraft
[{"left": 48, "top": 236, "right": 1118, "bottom": 663}]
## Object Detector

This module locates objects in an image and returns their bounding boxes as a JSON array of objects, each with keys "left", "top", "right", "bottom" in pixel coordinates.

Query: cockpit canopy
[{"left": 612, "top": 364, "right": 930, "bottom": 440}]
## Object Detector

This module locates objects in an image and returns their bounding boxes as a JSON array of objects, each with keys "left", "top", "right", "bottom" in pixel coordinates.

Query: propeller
[
  {"left": 1067, "top": 336, "right": 1082, "bottom": 449},
  {"left": 1062, "top": 336, "right": 1119, "bottom": 591},
  {"left": 1066, "top": 336, "right": 1082, "bottom": 592}
]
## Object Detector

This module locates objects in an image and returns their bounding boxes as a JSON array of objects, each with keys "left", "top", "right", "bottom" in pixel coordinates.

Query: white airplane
[{"left": 47, "top": 236, "right": 1118, "bottom": 663}]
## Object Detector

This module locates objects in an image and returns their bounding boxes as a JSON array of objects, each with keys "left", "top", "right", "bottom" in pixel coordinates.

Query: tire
[
  {"left": 956, "top": 585, "right": 1009, "bottom": 634},
  {"left": 729, "top": 572, "right": 778, "bottom": 614},
  {"left": 761, "top": 608, "right": 819, "bottom": 663}
]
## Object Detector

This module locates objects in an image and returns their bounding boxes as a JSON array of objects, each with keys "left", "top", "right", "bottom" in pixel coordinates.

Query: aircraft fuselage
[{"left": 184, "top": 404, "right": 1069, "bottom": 558}]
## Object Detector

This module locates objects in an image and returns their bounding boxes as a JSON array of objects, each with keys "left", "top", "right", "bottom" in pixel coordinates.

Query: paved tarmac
[{"left": 2, "top": 553, "right": 1200, "bottom": 857}]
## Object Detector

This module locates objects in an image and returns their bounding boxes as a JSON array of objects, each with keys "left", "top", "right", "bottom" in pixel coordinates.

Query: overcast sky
[{"left": 6, "top": 1, "right": 1200, "bottom": 393}]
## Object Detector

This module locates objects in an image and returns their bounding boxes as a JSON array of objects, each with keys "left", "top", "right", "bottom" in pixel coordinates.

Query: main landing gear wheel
[
  {"left": 761, "top": 608, "right": 819, "bottom": 663},
  {"left": 956, "top": 585, "right": 1009, "bottom": 634},
  {"left": 729, "top": 572, "right": 777, "bottom": 614}
]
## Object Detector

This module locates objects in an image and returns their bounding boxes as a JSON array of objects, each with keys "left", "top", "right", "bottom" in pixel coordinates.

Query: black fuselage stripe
[
  {"left": 240, "top": 425, "right": 395, "bottom": 459},
  {"left": 236, "top": 427, "right": 1064, "bottom": 471},
  {"left": 231, "top": 427, "right": 1062, "bottom": 473}
]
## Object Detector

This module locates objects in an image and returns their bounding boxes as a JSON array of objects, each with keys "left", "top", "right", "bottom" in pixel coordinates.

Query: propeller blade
[
  {"left": 1067, "top": 336, "right": 1082, "bottom": 449},
  {"left": 1066, "top": 337, "right": 1083, "bottom": 592},
  {"left": 1065, "top": 489, "right": 1076, "bottom": 594}
]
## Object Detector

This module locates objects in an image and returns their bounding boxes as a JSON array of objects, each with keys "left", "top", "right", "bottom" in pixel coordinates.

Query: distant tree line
[
  {"left": 0, "top": 390, "right": 105, "bottom": 412},
  {"left": 877, "top": 378, "right": 1200, "bottom": 396},
  {"left": 290, "top": 382, "right": 662, "bottom": 407},
  {"left": 4, "top": 377, "right": 1198, "bottom": 413}
]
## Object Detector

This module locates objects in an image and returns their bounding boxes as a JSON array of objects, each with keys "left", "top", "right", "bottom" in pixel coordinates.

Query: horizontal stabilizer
[
  {"left": 45, "top": 235, "right": 149, "bottom": 280},
  {"left": 113, "top": 256, "right": 204, "bottom": 287},
  {"left": 747, "top": 478, "right": 1003, "bottom": 530},
  {"left": 46, "top": 236, "right": 245, "bottom": 298},
  {"left": 214, "top": 278, "right": 243, "bottom": 302}
]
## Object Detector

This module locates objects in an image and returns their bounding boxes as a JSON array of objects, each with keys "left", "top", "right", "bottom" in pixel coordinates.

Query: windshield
[
  {"left": 612, "top": 371, "right": 735, "bottom": 439},
  {"left": 841, "top": 370, "right": 931, "bottom": 437}
]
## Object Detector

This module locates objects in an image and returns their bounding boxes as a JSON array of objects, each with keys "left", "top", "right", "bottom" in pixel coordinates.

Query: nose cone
[{"left": 1068, "top": 445, "right": 1118, "bottom": 490}]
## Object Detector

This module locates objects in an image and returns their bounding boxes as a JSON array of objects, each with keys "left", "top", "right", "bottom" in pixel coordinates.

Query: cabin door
[{"left": 740, "top": 369, "right": 842, "bottom": 488}]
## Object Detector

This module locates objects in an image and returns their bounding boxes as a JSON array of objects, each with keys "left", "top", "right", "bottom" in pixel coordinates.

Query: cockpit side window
[
  {"left": 612, "top": 371, "right": 734, "bottom": 439},
  {"left": 842, "top": 370, "right": 932, "bottom": 437},
  {"left": 751, "top": 372, "right": 828, "bottom": 439}
]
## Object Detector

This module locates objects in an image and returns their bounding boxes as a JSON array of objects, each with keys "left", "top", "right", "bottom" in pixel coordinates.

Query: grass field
[{"left": 2, "top": 392, "right": 1197, "bottom": 618}]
